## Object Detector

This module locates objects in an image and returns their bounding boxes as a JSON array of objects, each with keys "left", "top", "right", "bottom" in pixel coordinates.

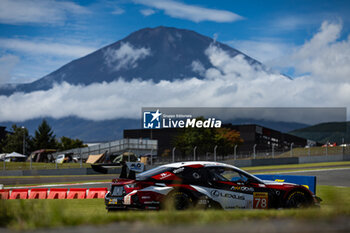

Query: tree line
[{"left": 0, "top": 119, "right": 86, "bottom": 155}]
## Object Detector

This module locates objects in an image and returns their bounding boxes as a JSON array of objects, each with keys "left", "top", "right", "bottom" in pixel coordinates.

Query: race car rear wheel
[
  {"left": 164, "top": 191, "right": 193, "bottom": 210},
  {"left": 285, "top": 191, "right": 310, "bottom": 208}
]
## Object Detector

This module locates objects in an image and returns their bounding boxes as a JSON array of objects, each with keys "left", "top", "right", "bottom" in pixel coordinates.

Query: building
[
  {"left": 222, "top": 124, "right": 308, "bottom": 154},
  {"left": 124, "top": 124, "right": 310, "bottom": 157}
]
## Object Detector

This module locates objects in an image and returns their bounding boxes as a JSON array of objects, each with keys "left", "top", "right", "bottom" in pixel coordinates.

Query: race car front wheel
[{"left": 164, "top": 191, "right": 193, "bottom": 210}]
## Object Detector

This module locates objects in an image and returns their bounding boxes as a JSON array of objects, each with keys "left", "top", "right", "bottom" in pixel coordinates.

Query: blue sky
[{"left": 1, "top": 0, "right": 349, "bottom": 83}]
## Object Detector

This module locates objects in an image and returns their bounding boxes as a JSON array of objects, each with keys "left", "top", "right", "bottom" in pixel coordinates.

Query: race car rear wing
[{"left": 255, "top": 174, "right": 317, "bottom": 194}]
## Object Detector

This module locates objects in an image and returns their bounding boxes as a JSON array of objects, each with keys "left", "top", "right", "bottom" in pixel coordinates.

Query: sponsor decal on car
[
  {"left": 173, "top": 167, "right": 184, "bottom": 174},
  {"left": 211, "top": 190, "right": 245, "bottom": 200},
  {"left": 253, "top": 192, "right": 268, "bottom": 209},
  {"left": 231, "top": 186, "right": 254, "bottom": 192}
]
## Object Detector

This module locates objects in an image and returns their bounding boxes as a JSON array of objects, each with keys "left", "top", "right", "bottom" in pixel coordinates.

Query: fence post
[
  {"left": 214, "top": 145, "right": 217, "bottom": 162},
  {"left": 253, "top": 144, "right": 257, "bottom": 159},
  {"left": 234, "top": 145, "right": 237, "bottom": 160},
  {"left": 30, "top": 152, "right": 32, "bottom": 170},
  {"left": 80, "top": 148, "right": 82, "bottom": 168},
  {"left": 193, "top": 146, "right": 197, "bottom": 161},
  {"left": 150, "top": 148, "right": 153, "bottom": 166},
  {"left": 172, "top": 147, "right": 176, "bottom": 163}
]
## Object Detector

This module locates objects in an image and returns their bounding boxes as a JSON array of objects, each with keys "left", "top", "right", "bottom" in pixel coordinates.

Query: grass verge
[
  {"left": 1, "top": 185, "right": 350, "bottom": 230},
  {"left": 0, "top": 162, "right": 90, "bottom": 170},
  {"left": 241, "top": 161, "right": 350, "bottom": 171},
  {"left": 3, "top": 180, "right": 111, "bottom": 188}
]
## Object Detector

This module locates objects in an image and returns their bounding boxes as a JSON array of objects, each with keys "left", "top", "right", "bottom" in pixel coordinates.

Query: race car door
[{"left": 206, "top": 166, "right": 254, "bottom": 209}]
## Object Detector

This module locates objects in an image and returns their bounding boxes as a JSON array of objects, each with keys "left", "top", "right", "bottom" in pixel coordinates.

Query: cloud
[
  {"left": 0, "top": 54, "right": 20, "bottom": 84},
  {"left": 134, "top": 0, "right": 243, "bottom": 23},
  {"left": 276, "top": 21, "right": 350, "bottom": 82},
  {"left": 226, "top": 39, "right": 293, "bottom": 64},
  {"left": 0, "top": 21, "right": 349, "bottom": 122},
  {"left": 104, "top": 42, "right": 151, "bottom": 71},
  {"left": 140, "top": 9, "right": 156, "bottom": 16},
  {"left": 112, "top": 7, "right": 124, "bottom": 15},
  {"left": 0, "top": 38, "right": 97, "bottom": 58},
  {"left": 0, "top": 0, "right": 89, "bottom": 25},
  {"left": 191, "top": 60, "right": 205, "bottom": 76}
]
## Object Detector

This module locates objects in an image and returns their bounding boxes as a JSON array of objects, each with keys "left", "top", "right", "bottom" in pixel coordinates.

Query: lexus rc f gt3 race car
[{"left": 105, "top": 161, "right": 321, "bottom": 210}]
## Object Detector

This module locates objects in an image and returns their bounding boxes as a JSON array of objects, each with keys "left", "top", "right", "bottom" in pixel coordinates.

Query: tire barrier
[{"left": 0, "top": 187, "right": 107, "bottom": 200}]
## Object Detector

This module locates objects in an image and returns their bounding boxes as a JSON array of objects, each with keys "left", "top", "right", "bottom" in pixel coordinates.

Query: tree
[
  {"left": 57, "top": 136, "right": 86, "bottom": 151},
  {"left": 32, "top": 120, "right": 57, "bottom": 150},
  {"left": 173, "top": 117, "right": 217, "bottom": 159},
  {"left": 1, "top": 125, "right": 32, "bottom": 154},
  {"left": 214, "top": 128, "right": 243, "bottom": 159}
]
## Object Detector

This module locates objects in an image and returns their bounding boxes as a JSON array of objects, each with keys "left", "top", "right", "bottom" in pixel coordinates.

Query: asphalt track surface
[{"left": 277, "top": 168, "right": 350, "bottom": 187}]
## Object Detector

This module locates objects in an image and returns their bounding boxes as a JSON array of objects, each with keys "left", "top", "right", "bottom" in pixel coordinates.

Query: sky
[{"left": 0, "top": 0, "right": 350, "bottom": 123}]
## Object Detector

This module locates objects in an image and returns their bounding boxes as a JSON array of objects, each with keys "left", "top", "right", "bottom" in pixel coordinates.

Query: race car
[{"left": 105, "top": 161, "right": 321, "bottom": 210}]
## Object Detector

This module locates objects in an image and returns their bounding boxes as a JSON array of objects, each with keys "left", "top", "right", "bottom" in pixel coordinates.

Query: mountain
[
  {"left": 0, "top": 26, "right": 270, "bottom": 95},
  {"left": 289, "top": 122, "right": 350, "bottom": 144},
  {"left": 0, "top": 26, "right": 292, "bottom": 141}
]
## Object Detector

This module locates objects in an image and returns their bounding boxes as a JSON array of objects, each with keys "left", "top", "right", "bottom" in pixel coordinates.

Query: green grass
[
  {"left": 0, "top": 162, "right": 91, "bottom": 170},
  {"left": 1, "top": 185, "right": 350, "bottom": 230},
  {"left": 241, "top": 161, "right": 350, "bottom": 171},
  {"left": 4, "top": 180, "right": 111, "bottom": 188}
]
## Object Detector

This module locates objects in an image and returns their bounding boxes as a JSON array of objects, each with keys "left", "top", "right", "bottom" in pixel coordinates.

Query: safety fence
[
  {"left": 153, "top": 145, "right": 350, "bottom": 165},
  {"left": 0, "top": 187, "right": 107, "bottom": 200}
]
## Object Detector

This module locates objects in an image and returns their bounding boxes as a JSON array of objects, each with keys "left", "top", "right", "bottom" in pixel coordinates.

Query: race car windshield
[{"left": 136, "top": 166, "right": 171, "bottom": 181}]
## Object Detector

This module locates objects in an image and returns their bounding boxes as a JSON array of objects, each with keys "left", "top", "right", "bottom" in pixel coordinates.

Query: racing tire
[
  {"left": 163, "top": 191, "right": 193, "bottom": 210},
  {"left": 285, "top": 191, "right": 311, "bottom": 208}
]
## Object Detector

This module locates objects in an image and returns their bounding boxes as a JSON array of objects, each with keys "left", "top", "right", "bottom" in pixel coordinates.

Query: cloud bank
[{"left": 0, "top": 21, "right": 349, "bottom": 122}]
